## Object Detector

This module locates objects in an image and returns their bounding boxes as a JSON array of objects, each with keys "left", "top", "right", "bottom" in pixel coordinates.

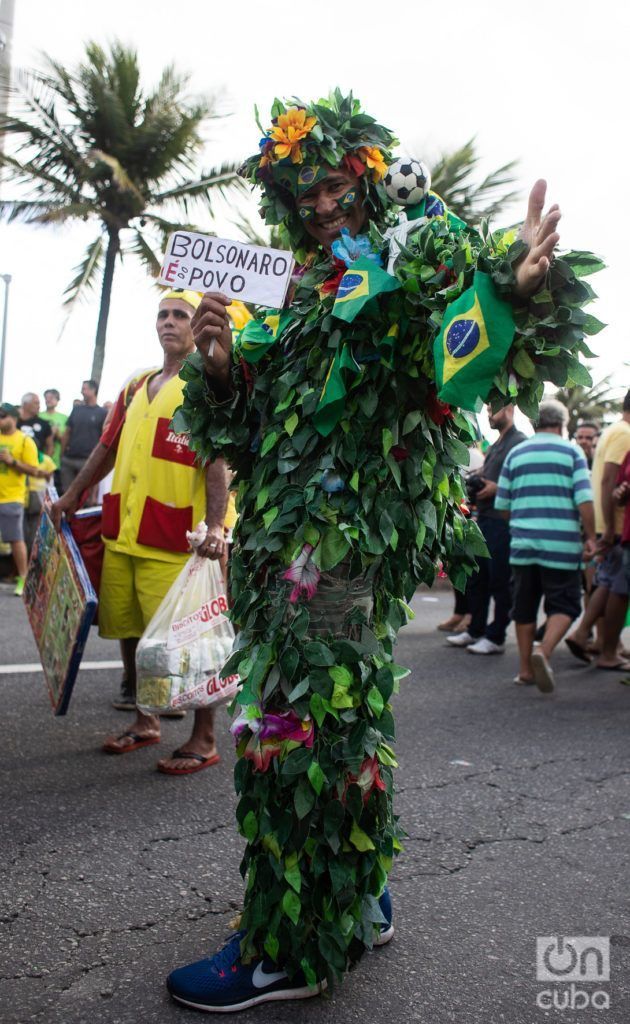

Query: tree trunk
[{"left": 91, "top": 227, "right": 119, "bottom": 384}]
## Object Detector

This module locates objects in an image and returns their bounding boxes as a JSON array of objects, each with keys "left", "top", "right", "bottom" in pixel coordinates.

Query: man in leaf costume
[{"left": 167, "top": 91, "right": 604, "bottom": 1012}]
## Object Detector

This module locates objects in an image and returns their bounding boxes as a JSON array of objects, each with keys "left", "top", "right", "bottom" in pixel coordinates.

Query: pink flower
[
  {"left": 281, "top": 543, "right": 320, "bottom": 603},
  {"left": 344, "top": 755, "right": 387, "bottom": 805},
  {"left": 232, "top": 708, "right": 314, "bottom": 772}
]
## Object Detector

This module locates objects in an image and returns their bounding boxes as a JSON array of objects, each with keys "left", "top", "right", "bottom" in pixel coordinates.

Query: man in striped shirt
[{"left": 495, "top": 400, "right": 596, "bottom": 692}]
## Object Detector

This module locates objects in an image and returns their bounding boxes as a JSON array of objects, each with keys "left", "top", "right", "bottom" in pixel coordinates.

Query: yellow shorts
[{"left": 99, "top": 547, "right": 186, "bottom": 639}]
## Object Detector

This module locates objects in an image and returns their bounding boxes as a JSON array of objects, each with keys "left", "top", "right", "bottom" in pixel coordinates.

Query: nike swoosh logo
[{"left": 252, "top": 962, "right": 288, "bottom": 989}]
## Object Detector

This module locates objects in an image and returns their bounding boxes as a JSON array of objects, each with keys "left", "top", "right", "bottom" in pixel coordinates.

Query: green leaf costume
[{"left": 175, "top": 91, "right": 604, "bottom": 987}]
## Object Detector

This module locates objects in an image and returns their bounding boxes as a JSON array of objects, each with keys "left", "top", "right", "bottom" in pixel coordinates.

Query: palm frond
[
  {"left": 151, "top": 162, "right": 243, "bottom": 209},
  {"left": 90, "top": 149, "right": 145, "bottom": 202},
  {"left": 5, "top": 67, "right": 89, "bottom": 180},
  {"left": 62, "top": 235, "right": 105, "bottom": 308},
  {"left": 56, "top": 235, "right": 105, "bottom": 342},
  {"left": 0, "top": 197, "right": 93, "bottom": 224},
  {"left": 426, "top": 137, "right": 521, "bottom": 225},
  {"left": 125, "top": 228, "right": 161, "bottom": 277}
]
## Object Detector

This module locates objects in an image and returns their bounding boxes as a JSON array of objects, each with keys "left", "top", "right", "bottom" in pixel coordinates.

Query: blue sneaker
[
  {"left": 166, "top": 932, "right": 325, "bottom": 1013},
  {"left": 374, "top": 886, "right": 394, "bottom": 946}
]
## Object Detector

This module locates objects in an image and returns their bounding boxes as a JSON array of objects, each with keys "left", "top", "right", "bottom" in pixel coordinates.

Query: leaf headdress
[{"left": 239, "top": 89, "right": 397, "bottom": 257}]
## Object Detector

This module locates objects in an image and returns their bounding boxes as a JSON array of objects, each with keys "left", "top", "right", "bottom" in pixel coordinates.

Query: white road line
[{"left": 0, "top": 660, "right": 123, "bottom": 675}]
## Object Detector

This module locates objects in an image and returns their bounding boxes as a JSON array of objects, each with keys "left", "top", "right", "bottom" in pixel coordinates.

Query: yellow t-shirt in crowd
[
  {"left": 27, "top": 453, "right": 56, "bottom": 499},
  {"left": 0, "top": 430, "right": 39, "bottom": 504},
  {"left": 591, "top": 419, "right": 630, "bottom": 535}
]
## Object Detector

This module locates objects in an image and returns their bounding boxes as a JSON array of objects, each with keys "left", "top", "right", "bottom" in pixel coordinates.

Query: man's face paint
[
  {"left": 337, "top": 188, "right": 358, "bottom": 209},
  {"left": 296, "top": 165, "right": 367, "bottom": 251}
]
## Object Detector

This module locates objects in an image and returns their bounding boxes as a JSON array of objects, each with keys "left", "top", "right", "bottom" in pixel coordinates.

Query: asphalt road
[{"left": 1, "top": 584, "right": 629, "bottom": 1024}]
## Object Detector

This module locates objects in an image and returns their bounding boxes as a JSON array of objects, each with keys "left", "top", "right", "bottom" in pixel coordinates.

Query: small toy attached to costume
[{"left": 167, "top": 90, "right": 604, "bottom": 1011}]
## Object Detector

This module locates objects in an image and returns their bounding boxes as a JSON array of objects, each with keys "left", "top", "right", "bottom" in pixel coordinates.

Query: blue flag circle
[
  {"left": 446, "top": 319, "right": 480, "bottom": 358},
  {"left": 337, "top": 273, "right": 363, "bottom": 299}
]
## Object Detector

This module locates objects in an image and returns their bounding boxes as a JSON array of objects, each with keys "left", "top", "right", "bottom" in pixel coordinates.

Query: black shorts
[{"left": 511, "top": 564, "right": 582, "bottom": 624}]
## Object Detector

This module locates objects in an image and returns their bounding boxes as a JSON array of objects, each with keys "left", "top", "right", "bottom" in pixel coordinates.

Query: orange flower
[
  {"left": 358, "top": 146, "right": 388, "bottom": 182},
  {"left": 269, "top": 107, "right": 318, "bottom": 164}
]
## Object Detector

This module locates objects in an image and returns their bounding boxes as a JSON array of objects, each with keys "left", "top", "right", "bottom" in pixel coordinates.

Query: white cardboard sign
[{"left": 159, "top": 231, "right": 295, "bottom": 308}]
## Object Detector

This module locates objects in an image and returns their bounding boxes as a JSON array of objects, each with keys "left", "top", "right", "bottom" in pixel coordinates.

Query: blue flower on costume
[{"left": 331, "top": 229, "right": 382, "bottom": 268}]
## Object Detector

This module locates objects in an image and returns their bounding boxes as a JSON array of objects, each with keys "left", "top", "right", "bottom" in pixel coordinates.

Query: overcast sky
[{"left": 0, "top": 0, "right": 627, "bottom": 417}]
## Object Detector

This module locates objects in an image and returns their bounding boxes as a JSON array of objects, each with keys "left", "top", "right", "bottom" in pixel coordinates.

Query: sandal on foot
[
  {"left": 157, "top": 748, "right": 221, "bottom": 776},
  {"left": 596, "top": 661, "right": 630, "bottom": 672},
  {"left": 513, "top": 675, "right": 534, "bottom": 685},
  {"left": 532, "top": 649, "right": 555, "bottom": 693},
  {"left": 564, "top": 638, "right": 592, "bottom": 664},
  {"left": 103, "top": 731, "right": 160, "bottom": 754},
  {"left": 437, "top": 615, "right": 463, "bottom": 632}
]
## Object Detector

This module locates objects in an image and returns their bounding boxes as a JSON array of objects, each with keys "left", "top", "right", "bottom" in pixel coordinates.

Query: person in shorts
[
  {"left": 0, "top": 403, "right": 41, "bottom": 595},
  {"left": 496, "top": 400, "right": 596, "bottom": 692},
  {"left": 565, "top": 391, "right": 630, "bottom": 669}
]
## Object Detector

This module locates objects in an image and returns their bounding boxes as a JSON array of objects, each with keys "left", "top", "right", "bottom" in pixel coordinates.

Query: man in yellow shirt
[
  {"left": 0, "top": 403, "right": 41, "bottom": 595},
  {"left": 52, "top": 290, "right": 231, "bottom": 774},
  {"left": 566, "top": 390, "right": 630, "bottom": 670}
]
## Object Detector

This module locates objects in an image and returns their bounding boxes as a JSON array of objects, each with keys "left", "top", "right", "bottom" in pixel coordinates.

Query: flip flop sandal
[
  {"left": 157, "top": 748, "right": 221, "bottom": 776},
  {"left": 564, "top": 638, "right": 592, "bottom": 664},
  {"left": 532, "top": 650, "right": 555, "bottom": 693},
  {"left": 103, "top": 731, "right": 160, "bottom": 754},
  {"left": 596, "top": 662, "right": 630, "bottom": 672},
  {"left": 513, "top": 675, "right": 534, "bottom": 685}
]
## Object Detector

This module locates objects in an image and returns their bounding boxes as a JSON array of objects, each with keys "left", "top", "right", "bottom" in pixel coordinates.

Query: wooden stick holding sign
[{"left": 159, "top": 231, "right": 295, "bottom": 309}]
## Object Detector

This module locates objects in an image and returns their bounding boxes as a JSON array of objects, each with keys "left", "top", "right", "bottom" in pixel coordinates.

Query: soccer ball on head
[{"left": 384, "top": 158, "right": 431, "bottom": 206}]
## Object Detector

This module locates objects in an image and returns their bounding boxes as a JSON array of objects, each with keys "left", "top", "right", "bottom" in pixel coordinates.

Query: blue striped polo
[{"left": 495, "top": 433, "right": 593, "bottom": 569}]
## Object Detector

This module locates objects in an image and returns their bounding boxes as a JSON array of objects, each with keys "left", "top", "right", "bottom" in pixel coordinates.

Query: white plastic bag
[{"left": 136, "top": 527, "right": 238, "bottom": 712}]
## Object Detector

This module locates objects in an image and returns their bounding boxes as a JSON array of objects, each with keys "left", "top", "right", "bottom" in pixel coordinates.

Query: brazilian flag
[
  {"left": 433, "top": 272, "right": 515, "bottom": 410},
  {"left": 313, "top": 344, "right": 361, "bottom": 437},
  {"left": 332, "top": 256, "right": 400, "bottom": 324},
  {"left": 235, "top": 311, "right": 294, "bottom": 364}
]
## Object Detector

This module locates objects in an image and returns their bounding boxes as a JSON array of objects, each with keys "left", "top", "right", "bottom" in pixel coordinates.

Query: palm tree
[
  {"left": 555, "top": 374, "right": 625, "bottom": 436},
  {"left": 426, "top": 138, "right": 520, "bottom": 225},
  {"left": 0, "top": 41, "right": 242, "bottom": 381}
]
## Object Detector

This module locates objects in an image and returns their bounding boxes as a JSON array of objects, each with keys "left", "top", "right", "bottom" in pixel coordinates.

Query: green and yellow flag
[
  {"left": 433, "top": 271, "right": 515, "bottom": 410},
  {"left": 313, "top": 344, "right": 361, "bottom": 437},
  {"left": 235, "top": 311, "right": 294, "bottom": 364},
  {"left": 332, "top": 257, "right": 400, "bottom": 324}
]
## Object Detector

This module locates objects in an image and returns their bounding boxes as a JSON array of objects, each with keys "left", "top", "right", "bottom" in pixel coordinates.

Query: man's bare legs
[
  {"left": 156, "top": 708, "right": 218, "bottom": 771},
  {"left": 516, "top": 613, "right": 573, "bottom": 684},
  {"left": 566, "top": 585, "right": 608, "bottom": 654},
  {"left": 539, "top": 613, "right": 573, "bottom": 659},
  {"left": 11, "top": 539, "right": 27, "bottom": 577},
  {"left": 596, "top": 593, "right": 630, "bottom": 668},
  {"left": 515, "top": 622, "right": 536, "bottom": 681},
  {"left": 104, "top": 639, "right": 217, "bottom": 766}
]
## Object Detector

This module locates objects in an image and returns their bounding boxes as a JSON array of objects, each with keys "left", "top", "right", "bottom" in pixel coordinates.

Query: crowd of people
[
  {"left": 442, "top": 393, "right": 630, "bottom": 691},
  {"left": 0, "top": 382, "right": 111, "bottom": 594},
  {"left": 0, "top": 89, "right": 627, "bottom": 1016}
]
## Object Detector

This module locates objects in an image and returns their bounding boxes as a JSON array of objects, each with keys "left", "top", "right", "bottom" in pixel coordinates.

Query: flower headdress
[{"left": 239, "top": 89, "right": 397, "bottom": 255}]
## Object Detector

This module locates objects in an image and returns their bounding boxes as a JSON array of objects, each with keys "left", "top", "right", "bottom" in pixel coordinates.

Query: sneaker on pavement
[
  {"left": 111, "top": 680, "right": 136, "bottom": 712},
  {"left": 166, "top": 932, "right": 325, "bottom": 1012},
  {"left": 167, "top": 887, "right": 394, "bottom": 1011},
  {"left": 446, "top": 631, "right": 476, "bottom": 647},
  {"left": 374, "top": 886, "right": 394, "bottom": 946},
  {"left": 13, "top": 575, "right": 25, "bottom": 597},
  {"left": 467, "top": 637, "right": 505, "bottom": 655}
]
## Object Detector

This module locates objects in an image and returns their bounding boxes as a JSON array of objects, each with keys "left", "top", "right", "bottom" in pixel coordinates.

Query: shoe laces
[{"left": 212, "top": 932, "right": 245, "bottom": 978}]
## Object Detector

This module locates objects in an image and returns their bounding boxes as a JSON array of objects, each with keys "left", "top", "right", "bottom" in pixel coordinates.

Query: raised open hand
[{"left": 514, "top": 179, "right": 561, "bottom": 298}]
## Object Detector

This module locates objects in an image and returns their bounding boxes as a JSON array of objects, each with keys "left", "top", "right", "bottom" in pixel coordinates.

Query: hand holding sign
[
  {"left": 160, "top": 231, "right": 295, "bottom": 308},
  {"left": 191, "top": 293, "right": 233, "bottom": 385}
]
